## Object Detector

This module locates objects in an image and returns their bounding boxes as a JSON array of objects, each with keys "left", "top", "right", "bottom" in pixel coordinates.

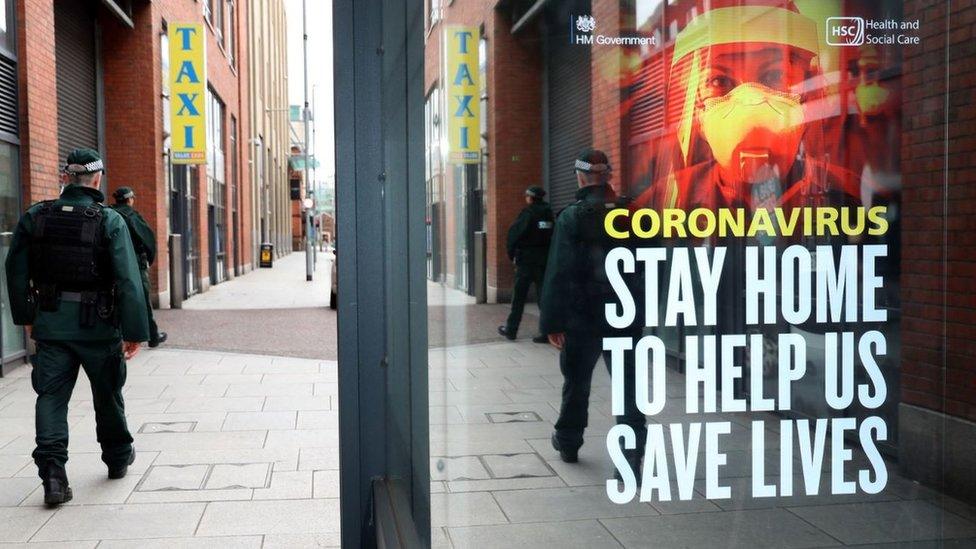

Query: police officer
[
  {"left": 111, "top": 187, "right": 167, "bottom": 347},
  {"left": 539, "top": 149, "right": 646, "bottom": 479},
  {"left": 498, "top": 186, "right": 553, "bottom": 343},
  {"left": 5, "top": 149, "right": 149, "bottom": 506}
]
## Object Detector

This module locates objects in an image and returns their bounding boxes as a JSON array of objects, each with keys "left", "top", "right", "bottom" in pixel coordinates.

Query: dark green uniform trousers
[
  {"left": 554, "top": 330, "right": 647, "bottom": 454},
  {"left": 31, "top": 340, "right": 132, "bottom": 475},
  {"left": 504, "top": 261, "right": 546, "bottom": 336},
  {"left": 140, "top": 267, "right": 161, "bottom": 346}
]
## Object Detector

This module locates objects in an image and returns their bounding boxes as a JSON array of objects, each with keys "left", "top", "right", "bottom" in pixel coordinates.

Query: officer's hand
[
  {"left": 548, "top": 333, "right": 565, "bottom": 350},
  {"left": 122, "top": 341, "right": 141, "bottom": 360}
]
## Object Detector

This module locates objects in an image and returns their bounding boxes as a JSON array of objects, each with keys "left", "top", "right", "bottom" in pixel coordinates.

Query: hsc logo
[{"left": 826, "top": 17, "right": 865, "bottom": 46}]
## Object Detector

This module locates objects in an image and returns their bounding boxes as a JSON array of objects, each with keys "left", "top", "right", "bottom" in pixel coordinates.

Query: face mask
[
  {"left": 855, "top": 82, "right": 891, "bottom": 116},
  {"left": 699, "top": 82, "right": 804, "bottom": 183}
]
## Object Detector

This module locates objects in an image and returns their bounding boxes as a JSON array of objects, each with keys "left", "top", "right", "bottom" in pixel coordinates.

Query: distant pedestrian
[
  {"left": 111, "top": 187, "right": 167, "bottom": 347},
  {"left": 498, "top": 186, "right": 553, "bottom": 343},
  {"left": 539, "top": 149, "right": 646, "bottom": 480},
  {"left": 5, "top": 148, "right": 149, "bottom": 506}
]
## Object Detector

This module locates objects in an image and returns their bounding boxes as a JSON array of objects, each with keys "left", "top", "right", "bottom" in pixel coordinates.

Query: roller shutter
[
  {"left": 54, "top": 0, "right": 99, "bottom": 164},
  {"left": 545, "top": 2, "right": 592, "bottom": 212}
]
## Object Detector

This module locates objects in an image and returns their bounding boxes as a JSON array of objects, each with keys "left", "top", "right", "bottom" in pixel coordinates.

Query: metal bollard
[{"left": 169, "top": 234, "right": 184, "bottom": 309}]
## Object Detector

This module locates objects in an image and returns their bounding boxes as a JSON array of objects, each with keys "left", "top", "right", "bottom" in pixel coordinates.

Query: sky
[{"left": 285, "top": 0, "right": 335, "bottom": 186}]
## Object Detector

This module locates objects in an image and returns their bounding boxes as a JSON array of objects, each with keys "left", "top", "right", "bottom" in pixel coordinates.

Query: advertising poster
[{"left": 600, "top": 0, "right": 908, "bottom": 502}]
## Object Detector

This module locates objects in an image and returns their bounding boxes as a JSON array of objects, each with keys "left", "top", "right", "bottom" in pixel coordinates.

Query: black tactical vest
[
  {"left": 29, "top": 201, "right": 112, "bottom": 293},
  {"left": 522, "top": 206, "right": 554, "bottom": 248}
]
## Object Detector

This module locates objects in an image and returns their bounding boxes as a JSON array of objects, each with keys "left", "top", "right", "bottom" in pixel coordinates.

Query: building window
[
  {"left": 205, "top": 0, "right": 223, "bottom": 47},
  {"left": 428, "top": 0, "right": 441, "bottom": 28},
  {"left": 206, "top": 87, "right": 226, "bottom": 282},
  {"left": 225, "top": 0, "right": 235, "bottom": 67}
]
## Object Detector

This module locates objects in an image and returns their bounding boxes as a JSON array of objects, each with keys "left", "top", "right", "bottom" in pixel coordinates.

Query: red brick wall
[
  {"left": 17, "top": 1, "right": 253, "bottom": 300},
  {"left": 486, "top": 10, "right": 542, "bottom": 297},
  {"left": 900, "top": 0, "right": 976, "bottom": 421},
  {"left": 425, "top": 1, "right": 544, "bottom": 299},
  {"left": 590, "top": 0, "right": 624, "bottom": 187},
  {"left": 17, "top": 0, "right": 60, "bottom": 204},
  {"left": 99, "top": 3, "right": 168, "bottom": 296}
]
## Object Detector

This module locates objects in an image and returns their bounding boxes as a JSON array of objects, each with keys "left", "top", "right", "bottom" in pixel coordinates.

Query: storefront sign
[
  {"left": 169, "top": 23, "right": 207, "bottom": 164},
  {"left": 444, "top": 25, "right": 480, "bottom": 164}
]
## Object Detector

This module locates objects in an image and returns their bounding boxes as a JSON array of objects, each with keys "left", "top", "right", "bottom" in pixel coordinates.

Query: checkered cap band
[
  {"left": 64, "top": 160, "right": 104, "bottom": 174},
  {"left": 574, "top": 159, "right": 610, "bottom": 173}
]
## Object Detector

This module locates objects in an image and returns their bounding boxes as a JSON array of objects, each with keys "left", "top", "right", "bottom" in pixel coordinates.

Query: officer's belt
[{"left": 60, "top": 291, "right": 85, "bottom": 303}]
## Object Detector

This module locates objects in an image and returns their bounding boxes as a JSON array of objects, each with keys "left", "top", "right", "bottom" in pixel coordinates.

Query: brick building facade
[
  {"left": 898, "top": 0, "right": 976, "bottom": 502},
  {"left": 11, "top": 0, "right": 292, "bottom": 310}
]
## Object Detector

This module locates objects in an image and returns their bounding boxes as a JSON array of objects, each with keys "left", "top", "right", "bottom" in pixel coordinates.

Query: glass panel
[
  {"left": 0, "top": 0, "right": 14, "bottom": 55},
  {"left": 0, "top": 142, "right": 21, "bottom": 358},
  {"left": 421, "top": 1, "right": 971, "bottom": 545}
]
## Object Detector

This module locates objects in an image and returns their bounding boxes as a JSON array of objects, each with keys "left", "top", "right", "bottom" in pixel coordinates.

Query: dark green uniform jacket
[
  {"left": 506, "top": 201, "right": 554, "bottom": 266},
  {"left": 5, "top": 185, "right": 150, "bottom": 342},
  {"left": 540, "top": 184, "right": 634, "bottom": 335},
  {"left": 110, "top": 204, "right": 157, "bottom": 270}
]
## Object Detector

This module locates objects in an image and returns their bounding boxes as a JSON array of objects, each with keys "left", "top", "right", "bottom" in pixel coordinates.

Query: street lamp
[{"left": 302, "top": 0, "right": 313, "bottom": 282}]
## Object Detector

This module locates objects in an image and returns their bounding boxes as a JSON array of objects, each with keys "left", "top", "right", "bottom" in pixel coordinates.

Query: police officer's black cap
[
  {"left": 113, "top": 187, "right": 135, "bottom": 202},
  {"left": 575, "top": 148, "right": 611, "bottom": 173},
  {"left": 525, "top": 186, "right": 546, "bottom": 199},
  {"left": 64, "top": 148, "right": 105, "bottom": 175}
]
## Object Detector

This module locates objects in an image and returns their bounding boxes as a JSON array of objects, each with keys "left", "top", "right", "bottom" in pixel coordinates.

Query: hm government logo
[
  {"left": 570, "top": 14, "right": 655, "bottom": 47},
  {"left": 576, "top": 15, "right": 596, "bottom": 33},
  {"left": 826, "top": 17, "right": 865, "bottom": 46}
]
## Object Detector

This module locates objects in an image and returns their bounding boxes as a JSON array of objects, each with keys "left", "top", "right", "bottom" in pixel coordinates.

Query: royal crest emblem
[{"left": 575, "top": 15, "right": 596, "bottom": 33}]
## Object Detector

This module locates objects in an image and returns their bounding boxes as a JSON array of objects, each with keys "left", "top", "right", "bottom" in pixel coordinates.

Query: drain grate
[
  {"left": 485, "top": 411, "right": 543, "bottom": 423},
  {"left": 138, "top": 421, "right": 197, "bottom": 434}
]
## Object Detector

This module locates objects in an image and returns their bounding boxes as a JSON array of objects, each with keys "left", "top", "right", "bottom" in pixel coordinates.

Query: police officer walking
[
  {"left": 498, "top": 186, "right": 553, "bottom": 343},
  {"left": 111, "top": 187, "right": 167, "bottom": 347},
  {"left": 5, "top": 149, "right": 149, "bottom": 506},
  {"left": 540, "top": 149, "right": 646, "bottom": 479}
]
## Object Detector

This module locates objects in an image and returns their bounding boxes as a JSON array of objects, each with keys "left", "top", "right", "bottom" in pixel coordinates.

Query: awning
[
  {"left": 510, "top": 0, "right": 549, "bottom": 34},
  {"left": 100, "top": 0, "right": 135, "bottom": 29}
]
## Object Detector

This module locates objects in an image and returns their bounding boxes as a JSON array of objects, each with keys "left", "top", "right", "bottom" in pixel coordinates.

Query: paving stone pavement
[
  {"left": 428, "top": 339, "right": 976, "bottom": 549},
  {"left": 0, "top": 348, "right": 340, "bottom": 547}
]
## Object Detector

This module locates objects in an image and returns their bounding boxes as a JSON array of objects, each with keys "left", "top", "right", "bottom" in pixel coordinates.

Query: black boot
[
  {"left": 532, "top": 334, "right": 549, "bottom": 344},
  {"left": 41, "top": 460, "right": 72, "bottom": 507},
  {"left": 551, "top": 433, "right": 578, "bottom": 463},
  {"left": 613, "top": 451, "right": 643, "bottom": 485},
  {"left": 149, "top": 332, "right": 168, "bottom": 348},
  {"left": 108, "top": 448, "right": 136, "bottom": 480},
  {"left": 497, "top": 326, "right": 516, "bottom": 341}
]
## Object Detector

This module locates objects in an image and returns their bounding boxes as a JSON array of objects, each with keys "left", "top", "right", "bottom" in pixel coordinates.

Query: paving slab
[
  {"left": 31, "top": 503, "right": 206, "bottom": 541},
  {"left": 196, "top": 499, "right": 341, "bottom": 535},
  {"left": 447, "top": 520, "right": 623, "bottom": 549}
]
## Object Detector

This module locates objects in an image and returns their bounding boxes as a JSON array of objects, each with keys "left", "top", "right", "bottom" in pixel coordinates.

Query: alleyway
[{"left": 0, "top": 252, "right": 340, "bottom": 547}]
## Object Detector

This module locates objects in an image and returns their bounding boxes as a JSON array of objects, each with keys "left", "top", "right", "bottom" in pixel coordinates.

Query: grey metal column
[{"left": 334, "top": 0, "right": 429, "bottom": 546}]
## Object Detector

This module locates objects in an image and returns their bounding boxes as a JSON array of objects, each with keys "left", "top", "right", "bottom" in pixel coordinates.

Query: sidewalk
[
  {"left": 428, "top": 339, "right": 976, "bottom": 548},
  {"left": 0, "top": 347, "right": 340, "bottom": 547},
  {"left": 0, "top": 249, "right": 340, "bottom": 547},
  {"left": 154, "top": 252, "right": 337, "bottom": 360},
  {"left": 182, "top": 251, "right": 333, "bottom": 310}
]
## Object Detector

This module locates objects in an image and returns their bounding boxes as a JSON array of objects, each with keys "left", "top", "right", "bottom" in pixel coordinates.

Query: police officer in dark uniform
[
  {"left": 5, "top": 149, "right": 149, "bottom": 506},
  {"left": 111, "top": 187, "right": 167, "bottom": 347},
  {"left": 540, "top": 149, "right": 646, "bottom": 479},
  {"left": 498, "top": 186, "right": 553, "bottom": 343}
]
